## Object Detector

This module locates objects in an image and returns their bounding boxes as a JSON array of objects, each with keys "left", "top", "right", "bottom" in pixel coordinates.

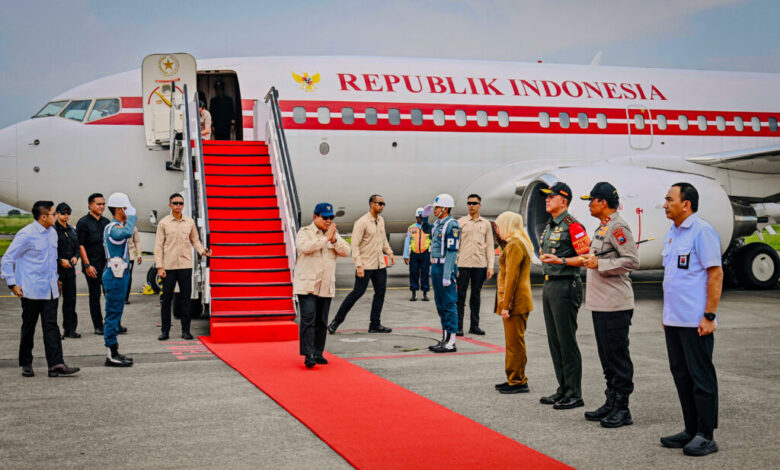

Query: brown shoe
[{"left": 48, "top": 364, "right": 80, "bottom": 377}]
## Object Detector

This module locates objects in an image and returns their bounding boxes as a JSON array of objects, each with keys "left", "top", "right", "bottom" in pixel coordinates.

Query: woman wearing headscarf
[{"left": 494, "top": 211, "right": 537, "bottom": 393}]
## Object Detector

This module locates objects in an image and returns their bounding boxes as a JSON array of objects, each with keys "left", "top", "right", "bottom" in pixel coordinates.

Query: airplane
[{"left": 0, "top": 53, "right": 778, "bottom": 310}]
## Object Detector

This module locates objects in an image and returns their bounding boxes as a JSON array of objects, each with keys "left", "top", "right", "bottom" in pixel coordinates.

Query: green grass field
[
  {"left": 0, "top": 239, "right": 10, "bottom": 256},
  {"left": 745, "top": 225, "right": 780, "bottom": 250},
  {"left": 0, "top": 215, "right": 33, "bottom": 234}
]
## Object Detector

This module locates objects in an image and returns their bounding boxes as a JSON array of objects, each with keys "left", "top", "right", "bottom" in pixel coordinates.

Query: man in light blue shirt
[
  {"left": 660, "top": 183, "right": 722, "bottom": 457},
  {"left": 1, "top": 201, "right": 80, "bottom": 378}
]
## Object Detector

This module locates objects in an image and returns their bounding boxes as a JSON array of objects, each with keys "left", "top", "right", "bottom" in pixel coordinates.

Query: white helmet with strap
[
  {"left": 106, "top": 192, "right": 131, "bottom": 208},
  {"left": 415, "top": 207, "right": 424, "bottom": 217},
  {"left": 433, "top": 193, "right": 455, "bottom": 208}
]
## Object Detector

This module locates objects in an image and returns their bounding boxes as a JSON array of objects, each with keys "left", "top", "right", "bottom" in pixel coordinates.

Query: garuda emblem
[{"left": 292, "top": 72, "right": 320, "bottom": 92}]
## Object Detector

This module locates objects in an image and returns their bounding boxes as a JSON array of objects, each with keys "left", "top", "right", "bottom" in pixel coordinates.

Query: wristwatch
[
  {"left": 560, "top": 257, "right": 566, "bottom": 266},
  {"left": 704, "top": 312, "right": 716, "bottom": 321}
]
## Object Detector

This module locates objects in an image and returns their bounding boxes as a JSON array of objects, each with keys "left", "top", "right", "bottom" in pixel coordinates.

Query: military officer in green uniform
[{"left": 538, "top": 182, "right": 591, "bottom": 410}]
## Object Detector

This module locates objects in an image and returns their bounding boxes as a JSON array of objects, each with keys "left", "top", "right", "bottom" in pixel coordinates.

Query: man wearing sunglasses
[
  {"left": 55, "top": 202, "right": 81, "bottom": 338},
  {"left": 456, "top": 194, "right": 495, "bottom": 336},
  {"left": 294, "top": 203, "right": 350, "bottom": 368},
  {"left": 329, "top": 194, "right": 395, "bottom": 334},
  {"left": 76, "top": 192, "right": 113, "bottom": 335},
  {"left": 154, "top": 193, "right": 211, "bottom": 340}
]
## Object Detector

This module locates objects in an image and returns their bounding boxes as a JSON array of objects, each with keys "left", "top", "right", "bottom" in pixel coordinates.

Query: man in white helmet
[
  {"left": 402, "top": 207, "right": 431, "bottom": 302},
  {"left": 424, "top": 194, "right": 460, "bottom": 353},
  {"left": 102, "top": 192, "right": 137, "bottom": 367}
]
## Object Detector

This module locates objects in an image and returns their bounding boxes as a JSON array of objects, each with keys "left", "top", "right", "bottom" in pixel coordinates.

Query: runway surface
[{"left": 0, "top": 258, "right": 778, "bottom": 469}]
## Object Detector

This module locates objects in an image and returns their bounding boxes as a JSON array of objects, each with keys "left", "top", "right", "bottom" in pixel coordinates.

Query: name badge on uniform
[{"left": 677, "top": 253, "right": 690, "bottom": 269}]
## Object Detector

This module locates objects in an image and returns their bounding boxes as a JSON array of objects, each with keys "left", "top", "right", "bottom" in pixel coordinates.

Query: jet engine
[{"left": 517, "top": 165, "right": 778, "bottom": 288}]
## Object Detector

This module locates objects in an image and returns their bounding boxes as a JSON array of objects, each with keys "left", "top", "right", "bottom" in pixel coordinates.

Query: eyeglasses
[
  {"left": 318, "top": 215, "right": 334, "bottom": 220},
  {"left": 59, "top": 211, "right": 71, "bottom": 215},
  {"left": 374, "top": 201, "right": 386, "bottom": 206},
  {"left": 170, "top": 201, "right": 184, "bottom": 206},
  {"left": 467, "top": 201, "right": 480, "bottom": 206}
]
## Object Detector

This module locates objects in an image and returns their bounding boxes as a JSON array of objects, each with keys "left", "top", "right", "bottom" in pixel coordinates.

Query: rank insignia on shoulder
[
  {"left": 613, "top": 227, "right": 627, "bottom": 245},
  {"left": 563, "top": 215, "right": 574, "bottom": 225}
]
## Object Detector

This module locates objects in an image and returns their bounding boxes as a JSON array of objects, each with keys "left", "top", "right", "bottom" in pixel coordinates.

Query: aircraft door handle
[{"left": 28, "top": 139, "right": 40, "bottom": 146}]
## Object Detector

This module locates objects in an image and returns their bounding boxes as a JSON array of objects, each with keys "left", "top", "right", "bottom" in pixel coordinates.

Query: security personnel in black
[
  {"left": 54, "top": 203, "right": 81, "bottom": 338},
  {"left": 209, "top": 81, "right": 235, "bottom": 140},
  {"left": 538, "top": 182, "right": 591, "bottom": 410}
]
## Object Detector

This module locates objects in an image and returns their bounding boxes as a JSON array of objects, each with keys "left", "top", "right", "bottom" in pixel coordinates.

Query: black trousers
[
  {"left": 161, "top": 268, "right": 192, "bottom": 332},
  {"left": 125, "top": 260, "right": 135, "bottom": 302},
  {"left": 457, "top": 267, "right": 487, "bottom": 330},
  {"left": 298, "top": 294, "right": 332, "bottom": 357},
  {"left": 592, "top": 310, "right": 634, "bottom": 395},
  {"left": 408, "top": 251, "right": 430, "bottom": 292},
  {"left": 60, "top": 275, "right": 78, "bottom": 333},
  {"left": 665, "top": 326, "right": 718, "bottom": 438},
  {"left": 19, "top": 298, "right": 64, "bottom": 367},
  {"left": 84, "top": 261, "right": 105, "bottom": 330},
  {"left": 333, "top": 268, "right": 387, "bottom": 326}
]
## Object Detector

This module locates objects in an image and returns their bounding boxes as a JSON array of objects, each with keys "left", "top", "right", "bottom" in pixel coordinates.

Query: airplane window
[
  {"left": 751, "top": 117, "right": 761, "bottom": 132},
  {"left": 769, "top": 117, "right": 778, "bottom": 132},
  {"left": 734, "top": 116, "right": 744, "bottom": 131},
  {"left": 433, "top": 109, "right": 445, "bottom": 126},
  {"left": 388, "top": 108, "right": 401, "bottom": 125},
  {"left": 86, "top": 99, "right": 120, "bottom": 122},
  {"left": 293, "top": 106, "right": 306, "bottom": 123},
  {"left": 596, "top": 113, "right": 607, "bottom": 129},
  {"left": 411, "top": 109, "right": 423, "bottom": 126},
  {"left": 455, "top": 110, "right": 467, "bottom": 127},
  {"left": 61, "top": 100, "right": 92, "bottom": 122},
  {"left": 559, "top": 112, "right": 570, "bottom": 129},
  {"left": 365, "top": 107, "right": 377, "bottom": 125},
  {"left": 539, "top": 112, "right": 550, "bottom": 128},
  {"left": 476, "top": 110, "right": 488, "bottom": 127},
  {"left": 498, "top": 111, "right": 509, "bottom": 128},
  {"left": 33, "top": 100, "right": 69, "bottom": 118},
  {"left": 656, "top": 114, "right": 667, "bottom": 130},
  {"left": 634, "top": 114, "right": 645, "bottom": 130},
  {"left": 341, "top": 107, "right": 354, "bottom": 125},
  {"left": 697, "top": 116, "right": 707, "bottom": 131},
  {"left": 716, "top": 116, "right": 726, "bottom": 131},
  {"left": 678, "top": 115, "right": 689, "bottom": 131},
  {"left": 318, "top": 107, "right": 331, "bottom": 124},
  {"left": 578, "top": 113, "right": 589, "bottom": 129}
]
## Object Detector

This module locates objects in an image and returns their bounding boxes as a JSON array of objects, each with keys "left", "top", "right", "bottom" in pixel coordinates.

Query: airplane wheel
[
  {"left": 735, "top": 242, "right": 780, "bottom": 289},
  {"left": 146, "top": 265, "right": 162, "bottom": 294}
]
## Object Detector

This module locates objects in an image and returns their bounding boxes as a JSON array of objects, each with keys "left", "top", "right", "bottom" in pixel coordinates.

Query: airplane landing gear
[{"left": 733, "top": 242, "right": 780, "bottom": 289}]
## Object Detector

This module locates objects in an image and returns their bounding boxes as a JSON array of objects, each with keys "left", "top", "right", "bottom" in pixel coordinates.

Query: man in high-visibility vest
[{"left": 403, "top": 208, "right": 431, "bottom": 302}]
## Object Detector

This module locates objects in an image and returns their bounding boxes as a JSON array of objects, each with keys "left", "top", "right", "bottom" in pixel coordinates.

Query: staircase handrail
[{"left": 264, "top": 87, "right": 301, "bottom": 231}]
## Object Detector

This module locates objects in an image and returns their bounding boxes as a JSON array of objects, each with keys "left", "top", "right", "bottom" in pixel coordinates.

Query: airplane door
[
  {"left": 142, "top": 53, "right": 197, "bottom": 147},
  {"left": 15, "top": 118, "right": 52, "bottom": 206},
  {"left": 626, "top": 105, "right": 653, "bottom": 150}
]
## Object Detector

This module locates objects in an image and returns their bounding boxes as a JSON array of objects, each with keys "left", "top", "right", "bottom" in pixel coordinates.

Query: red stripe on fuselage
[
  {"left": 241, "top": 99, "right": 255, "bottom": 111},
  {"left": 121, "top": 96, "right": 143, "bottom": 108},
  {"left": 85, "top": 113, "right": 143, "bottom": 125}
]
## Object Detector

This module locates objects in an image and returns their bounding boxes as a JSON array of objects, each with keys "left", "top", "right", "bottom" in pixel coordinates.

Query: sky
[{"left": 0, "top": 0, "right": 779, "bottom": 212}]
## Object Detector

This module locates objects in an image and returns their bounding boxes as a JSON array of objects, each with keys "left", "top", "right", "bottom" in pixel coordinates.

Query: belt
[
  {"left": 544, "top": 274, "right": 577, "bottom": 281},
  {"left": 431, "top": 257, "right": 445, "bottom": 264}
]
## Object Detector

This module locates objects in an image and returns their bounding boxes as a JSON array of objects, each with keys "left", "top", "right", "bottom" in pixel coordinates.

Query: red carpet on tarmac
[{"left": 200, "top": 338, "right": 571, "bottom": 469}]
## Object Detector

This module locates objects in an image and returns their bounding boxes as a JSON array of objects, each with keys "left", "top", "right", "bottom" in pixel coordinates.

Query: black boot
[
  {"left": 431, "top": 332, "right": 457, "bottom": 353},
  {"left": 601, "top": 392, "right": 632, "bottom": 428},
  {"left": 105, "top": 345, "right": 133, "bottom": 367},
  {"left": 429, "top": 331, "right": 446, "bottom": 351},
  {"left": 410, "top": 291, "right": 417, "bottom": 301},
  {"left": 327, "top": 320, "right": 341, "bottom": 334},
  {"left": 584, "top": 389, "right": 615, "bottom": 421},
  {"left": 421, "top": 292, "right": 429, "bottom": 301},
  {"left": 158, "top": 329, "right": 170, "bottom": 341}
]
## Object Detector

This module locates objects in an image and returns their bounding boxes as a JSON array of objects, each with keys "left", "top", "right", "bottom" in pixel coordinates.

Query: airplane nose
[{"left": 0, "top": 124, "right": 18, "bottom": 207}]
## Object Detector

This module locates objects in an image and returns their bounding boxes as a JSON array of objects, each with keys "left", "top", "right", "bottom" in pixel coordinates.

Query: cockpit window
[
  {"left": 61, "top": 100, "right": 92, "bottom": 121},
  {"left": 86, "top": 99, "right": 120, "bottom": 122},
  {"left": 33, "top": 100, "right": 69, "bottom": 118}
]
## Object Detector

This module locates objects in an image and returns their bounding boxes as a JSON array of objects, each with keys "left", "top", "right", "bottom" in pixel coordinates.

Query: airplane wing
[{"left": 687, "top": 145, "right": 780, "bottom": 174}]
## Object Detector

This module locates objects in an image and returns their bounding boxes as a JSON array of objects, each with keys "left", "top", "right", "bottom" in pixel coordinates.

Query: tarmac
[{"left": 0, "top": 258, "right": 778, "bottom": 469}]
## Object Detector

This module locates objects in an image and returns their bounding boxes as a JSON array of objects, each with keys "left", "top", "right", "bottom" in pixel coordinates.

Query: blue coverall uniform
[
  {"left": 430, "top": 215, "right": 460, "bottom": 334},
  {"left": 102, "top": 215, "right": 137, "bottom": 348}
]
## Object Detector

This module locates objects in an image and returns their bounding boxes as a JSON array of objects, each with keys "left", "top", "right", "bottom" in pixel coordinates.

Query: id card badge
[{"left": 677, "top": 253, "right": 690, "bottom": 269}]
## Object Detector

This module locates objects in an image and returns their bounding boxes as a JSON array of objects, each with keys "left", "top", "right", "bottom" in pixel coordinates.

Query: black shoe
[
  {"left": 182, "top": 332, "right": 194, "bottom": 340},
  {"left": 469, "top": 326, "right": 486, "bottom": 335},
  {"left": 368, "top": 324, "right": 392, "bottom": 333},
  {"left": 410, "top": 291, "right": 417, "bottom": 301},
  {"left": 105, "top": 346, "right": 133, "bottom": 367},
  {"left": 422, "top": 292, "right": 430, "bottom": 301},
  {"left": 429, "top": 333, "right": 446, "bottom": 351},
  {"left": 600, "top": 392, "right": 632, "bottom": 428},
  {"left": 456, "top": 330, "right": 464, "bottom": 337},
  {"left": 63, "top": 331, "right": 81, "bottom": 339},
  {"left": 682, "top": 434, "right": 718, "bottom": 456},
  {"left": 48, "top": 363, "right": 81, "bottom": 377},
  {"left": 118, "top": 325, "right": 128, "bottom": 334},
  {"left": 327, "top": 321, "right": 340, "bottom": 335},
  {"left": 553, "top": 397, "right": 584, "bottom": 410},
  {"left": 495, "top": 382, "right": 510, "bottom": 390},
  {"left": 125, "top": 300, "right": 130, "bottom": 305},
  {"left": 94, "top": 328, "right": 104, "bottom": 335},
  {"left": 585, "top": 389, "right": 616, "bottom": 421},
  {"left": 431, "top": 344, "right": 457, "bottom": 353},
  {"left": 313, "top": 354, "right": 328, "bottom": 365},
  {"left": 304, "top": 356, "right": 316, "bottom": 369},
  {"left": 158, "top": 331, "right": 170, "bottom": 341},
  {"left": 540, "top": 392, "right": 564, "bottom": 405},
  {"left": 22, "top": 365, "right": 34, "bottom": 377},
  {"left": 499, "top": 383, "right": 529, "bottom": 394},
  {"left": 660, "top": 430, "right": 694, "bottom": 449}
]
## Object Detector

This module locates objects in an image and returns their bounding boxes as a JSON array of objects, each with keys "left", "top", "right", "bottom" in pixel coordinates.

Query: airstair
[{"left": 179, "top": 86, "right": 301, "bottom": 343}]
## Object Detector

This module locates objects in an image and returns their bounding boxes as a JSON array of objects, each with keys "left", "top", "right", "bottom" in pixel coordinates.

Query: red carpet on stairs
[
  {"left": 202, "top": 140, "right": 297, "bottom": 342},
  {"left": 200, "top": 338, "right": 572, "bottom": 470}
]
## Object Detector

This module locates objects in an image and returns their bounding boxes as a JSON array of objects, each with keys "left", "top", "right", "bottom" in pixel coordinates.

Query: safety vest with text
[{"left": 408, "top": 224, "right": 431, "bottom": 254}]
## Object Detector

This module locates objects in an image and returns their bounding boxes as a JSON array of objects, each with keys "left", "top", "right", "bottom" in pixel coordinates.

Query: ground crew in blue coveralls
[
  {"left": 403, "top": 208, "right": 431, "bottom": 302},
  {"left": 102, "top": 192, "right": 137, "bottom": 368},
  {"left": 423, "top": 194, "right": 460, "bottom": 353}
]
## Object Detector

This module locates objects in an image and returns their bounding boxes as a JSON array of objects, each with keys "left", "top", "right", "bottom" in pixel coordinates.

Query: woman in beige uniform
[{"left": 494, "top": 211, "right": 537, "bottom": 394}]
